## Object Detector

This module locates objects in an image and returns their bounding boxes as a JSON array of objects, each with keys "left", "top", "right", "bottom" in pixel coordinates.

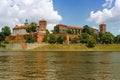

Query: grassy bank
[{"left": 31, "top": 44, "right": 120, "bottom": 51}]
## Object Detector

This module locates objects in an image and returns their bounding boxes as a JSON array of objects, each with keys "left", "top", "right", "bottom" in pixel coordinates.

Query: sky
[{"left": 0, "top": 0, "right": 120, "bottom": 35}]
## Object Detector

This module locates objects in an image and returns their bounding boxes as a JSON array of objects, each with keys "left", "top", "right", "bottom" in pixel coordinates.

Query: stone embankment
[{"left": 5, "top": 43, "right": 48, "bottom": 51}]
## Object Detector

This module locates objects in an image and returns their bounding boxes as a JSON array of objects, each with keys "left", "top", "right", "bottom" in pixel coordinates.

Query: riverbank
[
  {"left": 0, "top": 43, "right": 120, "bottom": 51},
  {"left": 31, "top": 44, "right": 120, "bottom": 51}
]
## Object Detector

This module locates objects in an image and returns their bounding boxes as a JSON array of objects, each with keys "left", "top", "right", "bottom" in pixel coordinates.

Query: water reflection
[{"left": 0, "top": 51, "right": 119, "bottom": 80}]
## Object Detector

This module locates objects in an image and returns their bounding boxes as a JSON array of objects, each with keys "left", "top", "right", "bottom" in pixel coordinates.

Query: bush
[
  {"left": 4, "top": 41, "right": 9, "bottom": 44},
  {"left": 48, "top": 34, "right": 56, "bottom": 44},
  {"left": 42, "top": 35, "right": 48, "bottom": 42},
  {"left": 57, "top": 36, "right": 66, "bottom": 44},
  {"left": 25, "top": 35, "right": 35, "bottom": 43},
  {"left": 1, "top": 44, "right": 6, "bottom": 48},
  {"left": 87, "top": 35, "right": 96, "bottom": 48},
  {"left": 70, "top": 37, "right": 79, "bottom": 44}
]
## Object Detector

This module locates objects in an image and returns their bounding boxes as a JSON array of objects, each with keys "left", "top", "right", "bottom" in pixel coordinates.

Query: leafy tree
[
  {"left": 87, "top": 35, "right": 96, "bottom": 48},
  {"left": 42, "top": 35, "right": 48, "bottom": 42},
  {"left": 54, "top": 27, "right": 59, "bottom": 34},
  {"left": 46, "top": 29, "right": 50, "bottom": 35},
  {"left": 48, "top": 34, "right": 56, "bottom": 44},
  {"left": 0, "top": 32, "right": 5, "bottom": 42},
  {"left": 70, "top": 37, "right": 79, "bottom": 44},
  {"left": 26, "top": 22, "right": 38, "bottom": 33},
  {"left": 82, "top": 25, "right": 94, "bottom": 35},
  {"left": 25, "top": 35, "right": 35, "bottom": 43},
  {"left": 114, "top": 34, "right": 120, "bottom": 44},
  {"left": 100, "top": 32, "right": 114, "bottom": 44},
  {"left": 79, "top": 33, "right": 89, "bottom": 44},
  {"left": 57, "top": 36, "right": 66, "bottom": 44},
  {"left": 67, "top": 29, "right": 74, "bottom": 34},
  {"left": 2, "top": 26, "right": 11, "bottom": 36}
]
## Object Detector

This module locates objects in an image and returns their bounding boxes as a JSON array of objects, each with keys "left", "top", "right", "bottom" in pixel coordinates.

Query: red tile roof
[
  {"left": 39, "top": 19, "right": 46, "bottom": 22},
  {"left": 68, "top": 26, "right": 83, "bottom": 30},
  {"left": 13, "top": 25, "right": 27, "bottom": 30},
  {"left": 56, "top": 24, "right": 67, "bottom": 27}
]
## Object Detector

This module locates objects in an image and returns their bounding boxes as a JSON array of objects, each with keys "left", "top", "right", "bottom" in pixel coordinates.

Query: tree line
[{"left": 0, "top": 23, "right": 120, "bottom": 48}]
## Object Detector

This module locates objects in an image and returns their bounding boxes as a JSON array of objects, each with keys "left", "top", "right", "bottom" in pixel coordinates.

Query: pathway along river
[{"left": 0, "top": 51, "right": 120, "bottom": 80}]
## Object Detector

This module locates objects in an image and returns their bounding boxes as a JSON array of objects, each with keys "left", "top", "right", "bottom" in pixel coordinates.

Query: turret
[
  {"left": 99, "top": 23, "right": 106, "bottom": 33},
  {"left": 24, "top": 19, "right": 29, "bottom": 26},
  {"left": 39, "top": 19, "right": 47, "bottom": 33}
]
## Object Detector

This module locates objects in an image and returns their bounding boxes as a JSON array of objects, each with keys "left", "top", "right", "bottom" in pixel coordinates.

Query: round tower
[
  {"left": 39, "top": 19, "right": 47, "bottom": 33},
  {"left": 99, "top": 23, "right": 106, "bottom": 33}
]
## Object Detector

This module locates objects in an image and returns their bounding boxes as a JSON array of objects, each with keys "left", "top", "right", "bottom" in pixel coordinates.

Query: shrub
[
  {"left": 42, "top": 35, "right": 48, "bottom": 42},
  {"left": 4, "top": 41, "right": 9, "bottom": 44},
  {"left": 25, "top": 35, "right": 35, "bottom": 43},
  {"left": 87, "top": 35, "right": 96, "bottom": 48},
  {"left": 70, "top": 37, "right": 79, "bottom": 44},
  {"left": 1, "top": 44, "right": 6, "bottom": 48},
  {"left": 57, "top": 36, "right": 66, "bottom": 44},
  {"left": 48, "top": 34, "right": 56, "bottom": 44}
]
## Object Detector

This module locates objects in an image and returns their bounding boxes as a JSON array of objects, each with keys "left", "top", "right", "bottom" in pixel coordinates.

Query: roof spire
[{"left": 24, "top": 19, "right": 29, "bottom": 26}]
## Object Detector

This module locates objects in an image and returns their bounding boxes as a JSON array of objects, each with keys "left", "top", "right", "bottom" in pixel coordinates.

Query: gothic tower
[
  {"left": 99, "top": 23, "right": 106, "bottom": 33},
  {"left": 39, "top": 19, "right": 47, "bottom": 33},
  {"left": 24, "top": 19, "right": 29, "bottom": 26}
]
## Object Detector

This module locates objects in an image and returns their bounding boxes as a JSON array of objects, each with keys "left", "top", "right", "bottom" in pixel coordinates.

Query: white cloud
[
  {"left": 102, "top": 0, "right": 114, "bottom": 8},
  {"left": 0, "top": 0, "right": 62, "bottom": 31},
  {"left": 87, "top": 0, "right": 120, "bottom": 24}
]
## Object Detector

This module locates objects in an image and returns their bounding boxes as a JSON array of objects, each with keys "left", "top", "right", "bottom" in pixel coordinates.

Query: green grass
[{"left": 31, "top": 44, "right": 120, "bottom": 51}]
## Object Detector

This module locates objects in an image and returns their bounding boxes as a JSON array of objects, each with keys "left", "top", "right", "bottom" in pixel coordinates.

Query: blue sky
[
  {"left": 0, "top": 0, "right": 120, "bottom": 36},
  {"left": 53, "top": 0, "right": 120, "bottom": 36}
]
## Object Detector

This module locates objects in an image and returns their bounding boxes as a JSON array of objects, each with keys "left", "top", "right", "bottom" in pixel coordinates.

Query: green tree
[
  {"left": 25, "top": 35, "right": 35, "bottom": 43},
  {"left": 57, "top": 36, "right": 66, "bottom": 44},
  {"left": 114, "top": 34, "right": 120, "bottom": 44},
  {"left": 2, "top": 26, "right": 11, "bottom": 36},
  {"left": 46, "top": 29, "right": 50, "bottom": 35},
  {"left": 79, "top": 33, "right": 89, "bottom": 44},
  {"left": 100, "top": 32, "right": 114, "bottom": 44},
  {"left": 67, "top": 29, "right": 73, "bottom": 34},
  {"left": 70, "top": 37, "right": 79, "bottom": 44},
  {"left": 42, "top": 35, "right": 48, "bottom": 42},
  {"left": 87, "top": 35, "right": 96, "bottom": 48},
  {"left": 54, "top": 27, "right": 59, "bottom": 34},
  {"left": 0, "top": 32, "right": 5, "bottom": 42},
  {"left": 26, "top": 22, "right": 38, "bottom": 33},
  {"left": 48, "top": 34, "right": 56, "bottom": 44},
  {"left": 82, "top": 25, "right": 94, "bottom": 35}
]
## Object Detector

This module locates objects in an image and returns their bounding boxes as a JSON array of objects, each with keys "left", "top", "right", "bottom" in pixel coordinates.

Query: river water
[{"left": 0, "top": 51, "right": 120, "bottom": 80}]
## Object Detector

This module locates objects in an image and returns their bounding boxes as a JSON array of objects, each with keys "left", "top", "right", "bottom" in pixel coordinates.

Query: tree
[
  {"left": 57, "top": 36, "right": 66, "bottom": 44},
  {"left": 25, "top": 35, "right": 35, "bottom": 43},
  {"left": 67, "top": 29, "right": 74, "bottom": 34},
  {"left": 70, "top": 37, "right": 79, "bottom": 44},
  {"left": 48, "top": 34, "right": 56, "bottom": 44},
  {"left": 100, "top": 32, "right": 114, "bottom": 44},
  {"left": 0, "top": 32, "right": 5, "bottom": 42},
  {"left": 82, "top": 25, "right": 94, "bottom": 35},
  {"left": 42, "top": 35, "right": 48, "bottom": 42},
  {"left": 79, "top": 33, "right": 89, "bottom": 44},
  {"left": 2, "top": 26, "right": 11, "bottom": 36},
  {"left": 46, "top": 29, "right": 50, "bottom": 35},
  {"left": 26, "top": 22, "right": 38, "bottom": 33},
  {"left": 114, "top": 34, "right": 120, "bottom": 44},
  {"left": 87, "top": 35, "right": 96, "bottom": 48}
]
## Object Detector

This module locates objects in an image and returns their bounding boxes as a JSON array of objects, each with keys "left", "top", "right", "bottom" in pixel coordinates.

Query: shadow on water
[{"left": 0, "top": 51, "right": 119, "bottom": 80}]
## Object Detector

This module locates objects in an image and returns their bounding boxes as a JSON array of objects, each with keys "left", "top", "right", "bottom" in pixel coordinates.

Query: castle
[
  {"left": 6, "top": 19, "right": 47, "bottom": 43},
  {"left": 5, "top": 19, "right": 106, "bottom": 44}
]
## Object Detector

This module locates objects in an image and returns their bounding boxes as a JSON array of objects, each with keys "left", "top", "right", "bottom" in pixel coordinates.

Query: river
[{"left": 0, "top": 51, "right": 120, "bottom": 80}]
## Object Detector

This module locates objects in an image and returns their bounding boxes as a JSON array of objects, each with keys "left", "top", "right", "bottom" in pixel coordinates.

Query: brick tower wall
[
  {"left": 39, "top": 20, "right": 47, "bottom": 31},
  {"left": 100, "top": 23, "right": 106, "bottom": 33}
]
